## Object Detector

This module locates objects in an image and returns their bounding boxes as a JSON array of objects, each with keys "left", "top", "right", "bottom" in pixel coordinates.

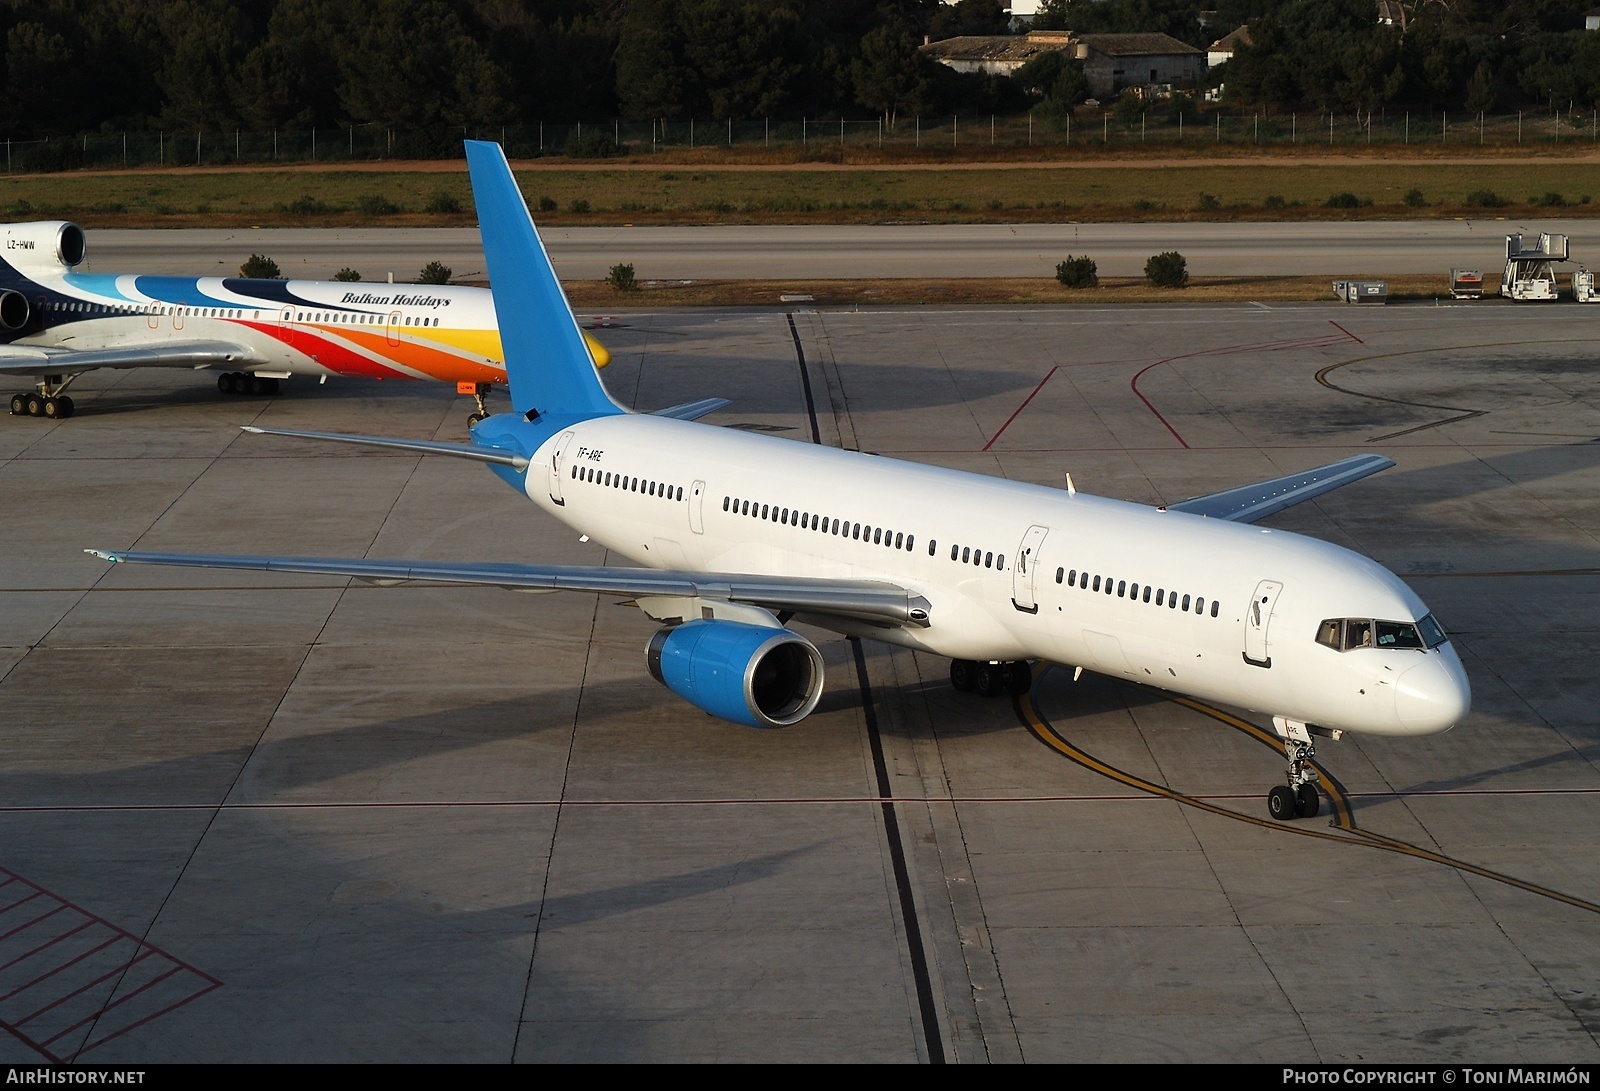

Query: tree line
[{"left": 4, "top": 0, "right": 1599, "bottom": 145}]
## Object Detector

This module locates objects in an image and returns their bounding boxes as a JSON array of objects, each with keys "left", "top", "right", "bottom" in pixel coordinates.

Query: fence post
[
  {"left": 1104, "top": 112, "right": 1109, "bottom": 143},
  {"left": 195, "top": 130, "right": 200, "bottom": 165},
  {"left": 840, "top": 116, "right": 844, "bottom": 146},
  {"left": 159, "top": 130, "right": 164, "bottom": 165},
  {"left": 952, "top": 115, "right": 957, "bottom": 146},
  {"left": 312, "top": 127, "right": 316, "bottom": 160},
  {"left": 1442, "top": 111, "right": 1446, "bottom": 143},
  {"left": 1329, "top": 112, "right": 1333, "bottom": 145},
  {"left": 991, "top": 114, "right": 995, "bottom": 144},
  {"left": 728, "top": 117, "right": 732, "bottom": 147}
]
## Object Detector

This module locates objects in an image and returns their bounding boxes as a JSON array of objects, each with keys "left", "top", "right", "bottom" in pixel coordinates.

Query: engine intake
[
  {"left": 647, "top": 619, "right": 824, "bottom": 728},
  {"left": 0, "top": 289, "right": 29, "bottom": 330}
]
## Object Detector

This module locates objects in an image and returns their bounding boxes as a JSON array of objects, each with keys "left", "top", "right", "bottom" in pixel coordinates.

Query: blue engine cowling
[{"left": 646, "top": 619, "right": 825, "bottom": 728}]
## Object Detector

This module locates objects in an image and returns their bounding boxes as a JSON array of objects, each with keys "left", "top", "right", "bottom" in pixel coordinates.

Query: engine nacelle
[
  {"left": 0, "top": 289, "right": 29, "bottom": 330},
  {"left": 0, "top": 221, "right": 85, "bottom": 273},
  {"left": 647, "top": 619, "right": 825, "bottom": 728}
]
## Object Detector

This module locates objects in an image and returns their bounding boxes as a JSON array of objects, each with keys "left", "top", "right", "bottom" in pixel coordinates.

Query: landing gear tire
[
  {"left": 1296, "top": 783, "right": 1320, "bottom": 819},
  {"left": 40, "top": 396, "right": 72, "bottom": 419},
  {"left": 9, "top": 393, "right": 25, "bottom": 415},
  {"left": 950, "top": 659, "right": 976, "bottom": 692},
  {"left": 1267, "top": 785, "right": 1298, "bottom": 821},
  {"left": 217, "top": 374, "right": 232, "bottom": 394},
  {"left": 1002, "top": 660, "right": 1033, "bottom": 697},
  {"left": 467, "top": 412, "right": 486, "bottom": 426},
  {"left": 975, "top": 662, "right": 1005, "bottom": 698},
  {"left": 24, "top": 393, "right": 43, "bottom": 417}
]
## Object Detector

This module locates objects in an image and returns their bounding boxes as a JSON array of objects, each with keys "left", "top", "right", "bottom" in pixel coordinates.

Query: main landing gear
[
  {"left": 217, "top": 372, "right": 280, "bottom": 396},
  {"left": 9, "top": 373, "right": 79, "bottom": 419},
  {"left": 950, "top": 658, "right": 1033, "bottom": 698},
  {"left": 1266, "top": 716, "right": 1333, "bottom": 821}
]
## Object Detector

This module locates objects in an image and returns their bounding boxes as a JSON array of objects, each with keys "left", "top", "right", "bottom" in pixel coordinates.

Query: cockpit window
[
  {"left": 1416, "top": 613, "right": 1449, "bottom": 649},
  {"left": 1375, "top": 621, "right": 1424, "bottom": 650},
  {"left": 1316, "top": 616, "right": 1447, "bottom": 652}
]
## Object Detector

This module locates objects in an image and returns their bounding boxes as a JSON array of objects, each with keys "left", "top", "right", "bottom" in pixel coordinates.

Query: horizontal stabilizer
[
  {"left": 0, "top": 340, "right": 262, "bottom": 377},
  {"left": 240, "top": 425, "right": 528, "bottom": 469},
  {"left": 650, "top": 397, "right": 730, "bottom": 421},
  {"left": 1167, "top": 453, "right": 1395, "bottom": 524},
  {"left": 86, "top": 550, "right": 930, "bottom": 627}
]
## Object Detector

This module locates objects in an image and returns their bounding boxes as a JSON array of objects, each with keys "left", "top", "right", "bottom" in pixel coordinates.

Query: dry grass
[{"left": 1, "top": 158, "right": 1598, "bottom": 227}]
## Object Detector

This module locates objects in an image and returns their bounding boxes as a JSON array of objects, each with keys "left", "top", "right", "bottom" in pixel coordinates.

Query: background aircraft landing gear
[
  {"left": 466, "top": 381, "right": 494, "bottom": 425},
  {"left": 10, "top": 376, "right": 76, "bottom": 419},
  {"left": 217, "top": 372, "right": 280, "bottom": 396},
  {"left": 951, "top": 659, "right": 1032, "bottom": 697}
]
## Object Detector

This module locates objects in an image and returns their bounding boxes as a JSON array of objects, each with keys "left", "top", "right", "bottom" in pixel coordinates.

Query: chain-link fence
[{"left": 6, "top": 109, "right": 1598, "bottom": 170}]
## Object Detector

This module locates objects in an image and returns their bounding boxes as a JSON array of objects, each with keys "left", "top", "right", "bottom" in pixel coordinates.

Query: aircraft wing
[
  {"left": 85, "top": 550, "right": 932, "bottom": 628},
  {"left": 0, "top": 339, "right": 265, "bottom": 376},
  {"left": 650, "top": 397, "right": 731, "bottom": 421},
  {"left": 1166, "top": 453, "right": 1395, "bottom": 524}
]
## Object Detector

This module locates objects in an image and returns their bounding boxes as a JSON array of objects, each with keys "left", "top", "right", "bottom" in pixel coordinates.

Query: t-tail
[{"left": 463, "top": 140, "right": 624, "bottom": 423}]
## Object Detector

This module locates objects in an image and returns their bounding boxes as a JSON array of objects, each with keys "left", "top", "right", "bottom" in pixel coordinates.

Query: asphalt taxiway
[
  {"left": 1, "top": 300, "right": 1598, "bottom": 1061},
  {"left": 86, "top": 220, "right": 1600, "bottom": 281}
]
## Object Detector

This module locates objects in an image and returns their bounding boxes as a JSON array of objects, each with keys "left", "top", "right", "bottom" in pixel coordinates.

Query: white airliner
[
  {"left": 90, "top": 141, "right": 1471, "bottom": 822},
  {"left": 0, "top": 219, "right": 609, "bottom": 420}
]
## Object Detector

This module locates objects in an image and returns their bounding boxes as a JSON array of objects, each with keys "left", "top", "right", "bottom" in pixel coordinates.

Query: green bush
[
  {"left": 285, "top": 194, "right": 331, "bottom": 216},
  {"left": 1055, "top": 255, "right": 1098, "bottom": 289},
  {"left": 1195, "top": 192, "right": 1220, "bottom": 212},
  {"left": 537, "top": 195, "right": 557, "bottom": 212},
  {"left": 355, "top": 194, "right": 401, "bottom": 216},
  {"left": 1263, "top": 194, "right": 1286, "bottom": 209},
  {"left": 332, "top": 268, "right": 361, "bottom": 282},
  {"left": 569, "top": 198, "right": 591, "bottom": 214},
  {"left": 416, "top": 261, "right": 452, "bottom": 285},
  {"left": 239, "top": 254, "right": 282, "bottom": 279},
  {"left": 1144, "top": 251, "right": 1188, "bottom": 288},
  {"left": 569, "top": 132, "right": 618, "bottom": 159},
  {"left": 607, "top": 263, "right": 638, "bottom": 292},
  {"left": 424, "top": 191, "right": 462, "bottom": 214},
  {"left": 1530, "top": 192, "right": 1566, "bottom": 207},
  {"left": 1467, "top": 189, "right": 1507, "bottom": 208},
  {"left": 1402, "top": 188, "right": 1426, "bottom": 207},
  {"left": 1324, "top": 192, "right": 1363, "bottom": 209}
]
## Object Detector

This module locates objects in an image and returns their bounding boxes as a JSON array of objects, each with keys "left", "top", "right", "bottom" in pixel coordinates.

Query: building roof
[
  {"left": 1209, "top": 25, "right": 1252, "bottom": 52},
  {"left": 919, "top": 34, "right": 1071, "bottom": 64},
  {"left": 1075, "top": 33, "right": 1203, "bottom": 57}
]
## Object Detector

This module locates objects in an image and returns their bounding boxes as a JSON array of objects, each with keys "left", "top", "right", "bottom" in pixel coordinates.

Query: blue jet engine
[{"left": 646, "top": 619, "right": 825, "bottom": 728}]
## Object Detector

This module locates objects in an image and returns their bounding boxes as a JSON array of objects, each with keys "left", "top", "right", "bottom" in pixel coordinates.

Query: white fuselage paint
[{"left": 516, "top": 413, "right": 1470, "bottom": 739}]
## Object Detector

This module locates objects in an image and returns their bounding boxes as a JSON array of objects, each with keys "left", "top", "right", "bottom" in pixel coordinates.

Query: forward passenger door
[
  {"left": 1012, "top": 524, "right": 1050, "bottom": 613},
  {"left": 1244, "top": 579, "right": 1284, "bottom": 667}
]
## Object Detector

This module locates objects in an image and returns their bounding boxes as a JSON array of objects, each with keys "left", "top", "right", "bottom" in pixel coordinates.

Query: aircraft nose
[{"left": 1394, "top": 646, "right": 1471, "bottom": 734}]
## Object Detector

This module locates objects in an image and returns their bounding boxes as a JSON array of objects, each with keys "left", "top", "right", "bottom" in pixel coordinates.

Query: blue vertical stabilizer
[{"left": 464, "top": 140, "right": 623, "bottom": 420}]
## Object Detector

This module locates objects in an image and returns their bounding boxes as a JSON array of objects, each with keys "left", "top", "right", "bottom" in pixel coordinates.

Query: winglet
[{"left": 463, "top": 141, "right": 622, "bottom": 420}]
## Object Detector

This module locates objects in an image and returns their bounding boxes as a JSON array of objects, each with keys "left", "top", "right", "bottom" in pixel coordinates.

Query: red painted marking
[
  {"left": 1328, "top": 319, "right": 1363, "bottom": 344},
  {"left": 1, "top": 934, "right": 124, "bottom": 1004},
  {"left": 982, "top": 365, "right": 1059, "bottom": 451},
  {"left": 0, "top": 920, "right": 94, "bottom": 975},
  {"left": 237, "top": 322, "right": 410, "bottom": 381},
  {"left": 1, "top": 903, "right": 65, "bottom": 942},
  {"left": 0, "top": 865, "right": 220, "bottom": 1063},
  {"left": 1127, "top": 326, "right": 1371, "bottom": 450},
  {"left": 1129, "top": 358, "right": 1192, "bottom": 449}
]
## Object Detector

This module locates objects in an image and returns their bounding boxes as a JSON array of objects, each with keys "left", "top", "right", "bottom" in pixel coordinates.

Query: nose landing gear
[
  {"left": 465, "top": 381, "right": 494, "bottom": 425},
  {"left": 1268, "top": 716, "right": 1338, "bottom": 820}
]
